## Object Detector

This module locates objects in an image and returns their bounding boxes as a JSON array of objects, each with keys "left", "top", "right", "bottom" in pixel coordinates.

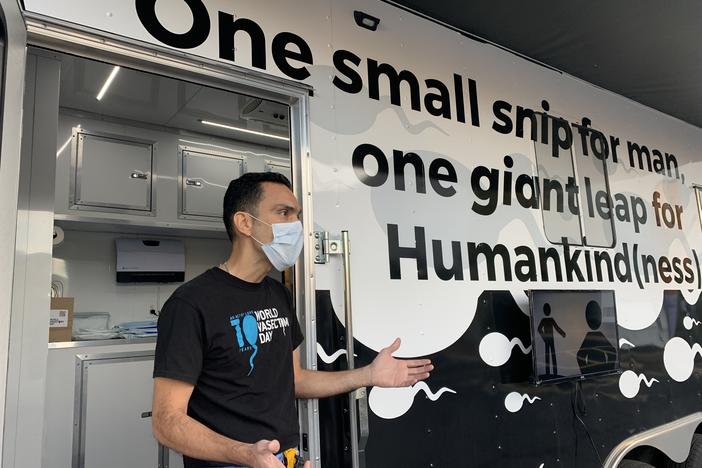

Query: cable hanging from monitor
[{"left": 571, "top": 380, "right": 604, "bottom": 467}]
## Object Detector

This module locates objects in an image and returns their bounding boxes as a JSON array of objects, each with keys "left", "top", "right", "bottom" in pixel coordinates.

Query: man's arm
[
  {"left": 555, "top": 322, "right": 566, "bottom": 338},
  {"left": 152, "top": 377, "right": 290, "bottom": 468},
  {"left": 293, "top": 338, "right": 433, "bottom": 399}
]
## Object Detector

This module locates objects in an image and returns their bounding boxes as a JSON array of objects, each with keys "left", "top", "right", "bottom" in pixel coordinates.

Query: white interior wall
[{"left": 52, "top": 230, "right": 230, "bottom": 326}]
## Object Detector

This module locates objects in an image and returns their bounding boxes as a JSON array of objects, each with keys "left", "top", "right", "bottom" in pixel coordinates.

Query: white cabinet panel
[
  {"left": 78, "top": 354, "right": 157, "bottom": 468},
  {"left": 181, "top": 149, "right": 243, "bottom": 218},
  {"left": 73, "top": 130, "right": 153, "bottom": 212},
  {"left": 264, "top": 160, "right": 291, "bottom": 183}
]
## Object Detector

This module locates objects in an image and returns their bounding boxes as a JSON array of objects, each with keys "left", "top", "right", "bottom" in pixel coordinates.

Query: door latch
[{"left": 313, "top": 231, "right": 345, "bottom": 264}]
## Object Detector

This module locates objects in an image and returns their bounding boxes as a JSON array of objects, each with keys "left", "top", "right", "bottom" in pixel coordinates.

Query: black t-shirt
[{"left": 153, "top": 267, "right": 304, "bottom": 467}]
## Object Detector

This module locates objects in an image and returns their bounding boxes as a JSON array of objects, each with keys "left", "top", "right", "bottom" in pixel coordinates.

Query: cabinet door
[
  {"left": 78, "top": 355, "right": 157, "bottom": 468},
  {"left": 264, "top": 160, "right": 291, "bottom": 183},
  {"left": 73, "top": 131, "right": 153, "bottom": 212},
  {"left": 182, "top": 149, "right": 243, "bottom": 218}
]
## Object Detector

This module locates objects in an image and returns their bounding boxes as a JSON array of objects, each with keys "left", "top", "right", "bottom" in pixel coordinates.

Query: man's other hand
[
  {"left": 249, "top": 439, "right": 284, "bottom": 468},
  {"left": 368, "top": 338, "right": 433, "bottom": 387}
]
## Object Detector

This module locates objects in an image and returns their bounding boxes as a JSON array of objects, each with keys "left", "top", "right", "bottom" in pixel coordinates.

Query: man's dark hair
[{"left": 222, "top": 172, "right": 292, "bottom": 241}]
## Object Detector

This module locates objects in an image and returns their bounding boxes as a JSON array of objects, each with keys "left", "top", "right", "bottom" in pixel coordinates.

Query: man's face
[{"left": 250, "top": 182, "right": 301, "bottom": 244}]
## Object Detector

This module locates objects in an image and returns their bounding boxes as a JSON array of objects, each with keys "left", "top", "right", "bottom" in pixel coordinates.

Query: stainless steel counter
[{"left": 48, "top": 337, "right": 156, "bottom": 349}]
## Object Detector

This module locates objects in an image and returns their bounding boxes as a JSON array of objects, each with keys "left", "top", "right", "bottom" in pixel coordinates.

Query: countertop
[{"left": 48, "top": 336, "right": 157, "bottom": 349}]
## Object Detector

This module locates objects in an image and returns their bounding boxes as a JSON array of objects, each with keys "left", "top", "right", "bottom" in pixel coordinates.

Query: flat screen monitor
[{"left": 529, "top": 290, "right": 620, "bottom": 385}]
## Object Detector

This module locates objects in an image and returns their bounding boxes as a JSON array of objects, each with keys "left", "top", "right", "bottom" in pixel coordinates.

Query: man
[
  {"left": 537, "top": 302, "right": 566, "bottom": 376},
  {"left": 152, "top": 172, "right": 433, "bottom": 468}
]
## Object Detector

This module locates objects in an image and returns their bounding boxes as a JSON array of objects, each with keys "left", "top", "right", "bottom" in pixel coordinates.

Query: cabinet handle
[
  {"left": 130, "top": 171, "right": 148, "bottom": 180},
  {"left": 185, "top": 178, "right": 203, "bottom": 187}
]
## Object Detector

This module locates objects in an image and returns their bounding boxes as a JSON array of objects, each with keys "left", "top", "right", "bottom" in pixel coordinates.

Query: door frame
[
  {"left": 0, "top": 0, "right": 27, "bottom": 463},
  {"left": 5, "top": 11, "right": 321, "bottom": 466}
]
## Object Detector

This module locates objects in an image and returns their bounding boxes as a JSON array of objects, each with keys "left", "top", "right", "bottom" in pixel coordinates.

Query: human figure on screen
[
  {"left": 577, "top": 300, "right": 617, "bottom": 374},
  {"left": 538, "top": 303, "right": 566, "bottom": 376}
]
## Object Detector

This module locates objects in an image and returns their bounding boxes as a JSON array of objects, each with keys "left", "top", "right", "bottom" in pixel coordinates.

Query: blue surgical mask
[{"left": 248, "top": 214, "right": 303, "bottom": 271}]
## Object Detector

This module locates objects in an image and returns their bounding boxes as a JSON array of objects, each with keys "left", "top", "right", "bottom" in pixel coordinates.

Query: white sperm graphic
[
  {"left": 618, "top": 370, "right": 658, "bottom": 398},
  {"left": 368, "top": 381, "right": 456, "bottom": 419},
  {"left": 683, "top": 316, "right": 701, "bottom": 330},
  {"left": 316, "top": 343, "right": 352, "bottom": 364},
  {"left": 479, "top": 332, "right": 532, "bottom": 367},
  {"left": 663, "top": 337, "right": 702, "bottom": 382},
  {"left": 504, "top": 392, "right": 540, "bottom": 413},
  {"left": 619, "top": 338, "right": 636, "bottom": 348}
]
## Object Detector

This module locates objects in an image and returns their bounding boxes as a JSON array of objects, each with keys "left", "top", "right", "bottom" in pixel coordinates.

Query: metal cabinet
[
  {"left": 71, "top": 128, "right": 154, "bottom": 213},
  {"left": 74, "top": 351, "right": 158, "bottom": 468},
  {"left": 180, "top": 146, "right": 244, "bottom": 218},
  {"left": 71, "top": 350, "right": 183, "bottom": 468},
  {"left": 264, "top": 159, "right": 292, "bottom": 183}
]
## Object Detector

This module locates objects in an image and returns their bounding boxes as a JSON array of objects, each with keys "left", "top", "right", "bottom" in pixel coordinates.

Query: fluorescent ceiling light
[
  {"left": 200, "top": 119, "right": 290, "bottom": 142},
  {"left": 96, "top": 66, "right": 121, "bottom": 101}
]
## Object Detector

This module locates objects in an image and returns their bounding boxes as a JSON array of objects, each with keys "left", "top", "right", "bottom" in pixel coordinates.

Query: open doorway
[{"left": 12, "top": 46, "right": 299, "bottom": 468}]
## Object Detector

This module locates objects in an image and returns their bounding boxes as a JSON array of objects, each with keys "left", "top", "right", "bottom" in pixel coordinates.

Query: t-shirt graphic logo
[{"left": 230, "top": 313, "right": 258, "bottom": 375}]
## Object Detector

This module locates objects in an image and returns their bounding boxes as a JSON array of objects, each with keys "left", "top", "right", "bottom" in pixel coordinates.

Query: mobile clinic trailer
[{"left": 0, "top": 0, "right": 701, "bottom": 467}]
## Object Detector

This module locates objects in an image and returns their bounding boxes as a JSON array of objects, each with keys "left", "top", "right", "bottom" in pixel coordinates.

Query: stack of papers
[
  {"left": 72, "top": 312, "right": 119, "bottom": 340},
  {"left": 117, "top": 320, "right": 158, "bottom": 339},
  {"left": 73, "top": 328, "right": 121, "bottom": 341}
]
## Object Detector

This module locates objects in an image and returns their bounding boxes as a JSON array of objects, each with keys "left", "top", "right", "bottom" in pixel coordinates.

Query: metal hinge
[{"left": 313, "top": 231, "right": 345, "bottom": 264}]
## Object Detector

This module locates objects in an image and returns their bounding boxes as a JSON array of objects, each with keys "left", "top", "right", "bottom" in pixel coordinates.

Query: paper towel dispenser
[{"left": 115, "top": 239, "right": 185, "bottom": 283}]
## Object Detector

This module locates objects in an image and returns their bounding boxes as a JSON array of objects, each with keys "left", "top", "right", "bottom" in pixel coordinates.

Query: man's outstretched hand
[
  {"left": 368, "top": 338, "right": 433, "bottom": 387},
  {"left": 248, "top": 439, "right": 312, "bottom": 468}
]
